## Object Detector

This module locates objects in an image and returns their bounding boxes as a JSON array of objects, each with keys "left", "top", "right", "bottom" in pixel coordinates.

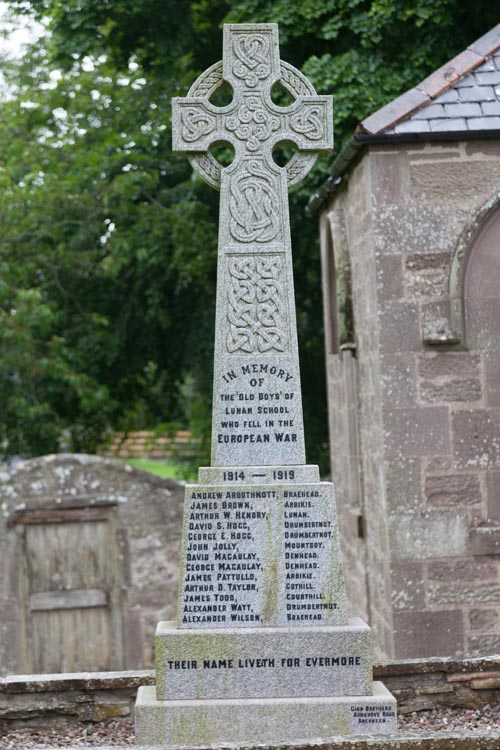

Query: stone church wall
[{"left": 322, "top": 139, "right": 500, "bottom": 659}]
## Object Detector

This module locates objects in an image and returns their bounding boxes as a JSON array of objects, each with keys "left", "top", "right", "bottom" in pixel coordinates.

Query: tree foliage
[
  {"left": 1, "top": 1, "right": 497, "bottom": 469},
  {"left": 0, "top": 43, "right": 217, "bottom": 459}
]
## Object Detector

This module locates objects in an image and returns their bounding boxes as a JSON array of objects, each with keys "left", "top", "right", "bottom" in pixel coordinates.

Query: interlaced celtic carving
[
  {"left": 232, "top": 34, "right": 270, "bottom": 88},
  {"left": 181, "top": 107, "right": 216, "bottom": 143},
  {"left": 229, "top": 159, "right": 279, "bottom": 242},
  {"left": 226, "top": 96, "right": 279, "bottom": 151},
  {"left": 290, "top": 106, "right": 324, "bottom": 140},
  {"left": 188, "top": 153, "right": 220, "bottom": 184},
  {"left": 182, "top": 60, "right": 324, "bottom": 189},
  {"left": 279, "top": 63, "right": 311, "bottom": 97},
  {"left": 188, "top": 66, "right": 224, "bottom": 98},
  {"left": 226, "top": 256, "right": 288, "bottom": 353}
]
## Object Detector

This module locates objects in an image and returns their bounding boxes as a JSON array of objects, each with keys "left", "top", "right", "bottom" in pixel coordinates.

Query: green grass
[{"left": 121, "top": 457, "right": 189, "bottom": 480}]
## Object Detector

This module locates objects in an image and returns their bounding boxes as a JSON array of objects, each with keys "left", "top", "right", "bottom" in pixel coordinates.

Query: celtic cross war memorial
[{"left": 135, "top": 23, "right": 397, "bottom": 746}]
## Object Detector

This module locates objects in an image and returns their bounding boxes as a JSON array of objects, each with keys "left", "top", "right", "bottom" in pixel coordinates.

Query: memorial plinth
[{"left": 135, "top": 22, "right": 397, "bottom": 747}]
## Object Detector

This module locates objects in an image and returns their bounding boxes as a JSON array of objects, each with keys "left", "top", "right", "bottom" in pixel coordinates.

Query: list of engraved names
[{"left": 179, "top": 483, "right": 340, "bottom": 627}]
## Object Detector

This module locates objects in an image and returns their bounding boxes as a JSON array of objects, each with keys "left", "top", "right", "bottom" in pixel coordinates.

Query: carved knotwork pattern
[
  {"left": 290, "top": 105, "right": 324, "bottom": 140},
  {"left": 226, "top": 96, "right": 279, "bottom": 151},
  {"left": 279, "top": 64, "right": 311, "bottom": 97},
  {"left": 227, "top": 256, "right": 288, "bottom": 353},
  {"left": 181, "top": 107, "right": 216, "bottom": 143},
  {"left": 232, "top": 34, "right": 270, "bottom": 88},
  {"left": 188, "top": 66, "right": 223, "bottom": 98},
  {"left": 229, "top": 159, "right": 279, "bottom": 242},
  {"left": 183, "top": 60, "right": 324, "bottom": 189}
]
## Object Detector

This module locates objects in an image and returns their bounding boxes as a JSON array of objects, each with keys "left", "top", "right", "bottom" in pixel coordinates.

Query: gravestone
[{"left": 135, "top": 23, "right": 397, "bottom": 746}]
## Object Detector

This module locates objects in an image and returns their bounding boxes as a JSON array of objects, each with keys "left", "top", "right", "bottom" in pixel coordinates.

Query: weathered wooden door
[{"left": 16, "top": 504, "right": 124, "bottom": 673}]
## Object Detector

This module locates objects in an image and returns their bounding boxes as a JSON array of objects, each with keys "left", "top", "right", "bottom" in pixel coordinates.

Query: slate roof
[
  {"left": 306, "top": 24, "right": 500, "bottom": 213},
  {"left": 386, "top": 53, "right": 500, "bottom": 134},
  {"left": 359, "top": 23, "right": 500, "bottom": 135}
]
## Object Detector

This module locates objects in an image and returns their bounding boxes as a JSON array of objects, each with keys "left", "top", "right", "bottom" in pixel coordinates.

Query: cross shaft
[{"left": 172, "top": 23, "right": 333, "bottom": 466}]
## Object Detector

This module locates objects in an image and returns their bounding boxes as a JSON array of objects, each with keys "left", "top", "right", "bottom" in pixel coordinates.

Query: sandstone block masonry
[{"left": 321, "top": 138, "right": 500, "bottom": 660}]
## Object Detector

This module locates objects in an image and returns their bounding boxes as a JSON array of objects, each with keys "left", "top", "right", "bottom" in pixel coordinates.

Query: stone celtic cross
[
  {"left": 172, "top": 23, "right": 332, "bottom": 467},
  {"left": 136, "top": 27, "right": 398, "bottom": 743}
]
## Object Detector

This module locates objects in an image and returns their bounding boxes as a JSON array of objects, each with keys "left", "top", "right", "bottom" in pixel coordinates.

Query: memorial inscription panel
[
  {"left": 178, "top": 482, "right": 347, "bottom": 628},
  {"left": 155, "top": 619, "right": 373, "bottom": 700}
]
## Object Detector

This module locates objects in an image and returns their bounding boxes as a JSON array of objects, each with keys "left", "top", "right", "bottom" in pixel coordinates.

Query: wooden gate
[{"left": 16, "top": 503, "right": 124, "bottom": 674}]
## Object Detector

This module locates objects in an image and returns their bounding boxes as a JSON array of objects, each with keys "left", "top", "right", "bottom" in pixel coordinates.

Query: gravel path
[
  {"left": 1, "top": 703, "right": 499, "bottom": 748},
  {"left": 0, "top": 720, "right": 134, "bottom": 748},
  {"left": 399, "top": 702, "right": 500, "bottom": 732}
]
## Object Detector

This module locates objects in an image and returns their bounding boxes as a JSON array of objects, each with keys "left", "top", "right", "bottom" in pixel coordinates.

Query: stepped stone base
[
  {"left": 135, "top": 682, "right": 397, "bottom": 747},
  {"left": 155, "top": 618, "right": 372, "bottom": 700}
]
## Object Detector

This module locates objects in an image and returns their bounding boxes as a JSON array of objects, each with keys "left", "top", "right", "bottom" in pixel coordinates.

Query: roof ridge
[{"left": 358, "top": 23, "right": 500, "bottom": 135}]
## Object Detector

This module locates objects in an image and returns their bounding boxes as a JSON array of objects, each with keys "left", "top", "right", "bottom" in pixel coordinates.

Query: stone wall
[
  {"left": 2, "top": 656, "right": 499, "bottom": 726},
  {"left": 0, "top": 455, "right": 184, "bottom": 674},
  {"left": 322, "top": 157, "right": 394, "bottom": 659},
  {"left": 322, "top": 139, "right": 500, "bottom": 659}
]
